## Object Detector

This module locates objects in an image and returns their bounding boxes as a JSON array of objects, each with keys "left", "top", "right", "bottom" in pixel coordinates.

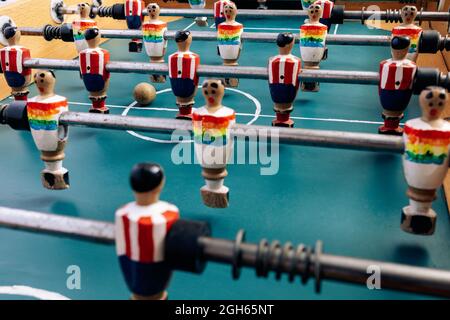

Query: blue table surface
[{"left": 0, "top": 17, "right": 448, "bottom": 300}]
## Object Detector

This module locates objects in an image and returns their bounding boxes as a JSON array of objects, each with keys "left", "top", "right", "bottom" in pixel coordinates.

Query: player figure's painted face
[
  {"left": 223, "top": 3, "right": 237, "bottom": 21},
  {"left": 308, "top": 4, "right": 323, "bottom": 23},
  {"left": 34, "top": 71, "right": 56, "bottom": 95},
  {"left": 401, "top": 6, "right": 417, "bottom": 24},
  {"left": 202, "top": 80, "right": 225, "bottom": 108},
  {"left": 78, "top": 3, "right": 91, "bottom": 18},
  {"left": 420, "top": 87, "right": 448, "bottom": 120},
  {"left": 147, "top": 3, "right": 160, "bottom": 20}
]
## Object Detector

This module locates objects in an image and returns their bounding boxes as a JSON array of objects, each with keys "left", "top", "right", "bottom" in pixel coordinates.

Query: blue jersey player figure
[
  {"left": 125, "top": 0, "right": 145, "bottom": 52},
  {"left": 268, "top": 33, "right": 301, "bottom": 127},
  {"left": 378, "top": 36, "right": 417, "bottom": 135},
  {"left": 116, "top": 163, "right": 180, "bottom": 300},
  {"left": 168, "top": 31, "right": 200, "bottom": 120}
]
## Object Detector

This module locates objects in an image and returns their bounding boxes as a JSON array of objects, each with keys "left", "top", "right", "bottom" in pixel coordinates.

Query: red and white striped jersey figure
[
  {"left": 378, "top": 36, "right": 416, "bottom": 135},
  {"left": 143, "top": 3, "right": 167, "bottom": 83},
  {"left": 313, "top": 0, "right": 334, "bottom": 31},
  {"left": 401, "top": 87, "right": 450, "bottom": 235},
  {"left": 268, "top": 33, "right": 301, "bottom": 128},
  {"left": 116, "top": 163, "right": 180, "bottom": 300},
  {"left": 72, "top": 2, "right": 97, "bottom": 53},
  {"left": 213, "top": 0, "right": 233, "bottom": 29},
  {"left": 27, "top": 70, "right": 70, "bottom": 190},
  {"left": 79, "top": 28, "right": 111, "bottom": 114},
  {"left": 193, "top": 79, "right": 236, "bottom": 208},
  {"left": 168, "top": 31, "right": 200, "bottom": 120},
  {"left": 299, "top": 3, "right": 327, "bottom": 92},
  {"left": 392, "top": 6, "right": 422, "bottom": 62},
  {"left": 188, "top": 0, "right": 208, "bottom": 27},
  {"left": 125, "top": 0, "right": 145, "bottom": 52},
  {"left": 217, "top": 2, "right": 243, "bottom": 87},
  {"left": 0, "top": 24, "right": 32, "bottom": 101}
]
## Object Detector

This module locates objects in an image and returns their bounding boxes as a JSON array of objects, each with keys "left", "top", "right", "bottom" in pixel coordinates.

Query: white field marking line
[
  {"left": 68, "top": 101, "right": 394, "bottom": 125},
  {"left": 68, "top": 101, "right": 178, "bottom": 112},
  {"left": 120, "top": 87, "right": 261, "bottom": 143},
  {"left": 183, "top": 21, "right": 197, "bottom": 31},
  {"left": 0, "top": 286, "right": 70, "bottom": 300},
  {"left": 333, "top": 24, "right": 339, "bottom": 35}
]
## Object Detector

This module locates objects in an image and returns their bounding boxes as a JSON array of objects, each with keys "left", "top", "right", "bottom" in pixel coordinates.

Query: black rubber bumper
[
  {"left": 165, "top": 219, "right": 211, "bottom": 274},
  {"left": 0, "top": 101, "right": 30, "bottom": 131}
]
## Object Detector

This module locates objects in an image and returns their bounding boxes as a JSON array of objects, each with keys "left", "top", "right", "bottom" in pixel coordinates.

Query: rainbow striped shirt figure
[
  {"left": 299, "top": 24, "right": 327, "bottom": 63},
  {"left": 401, "top": 86, "right": 450, "bottom": 235},
  {"left": 392, "top": 26, "right": 422, "bottom": 61},
  {"left": 404, "top": 121, "right": 450, "bottom": 166},
  {"left": 193, "top": 109, "right": 235, "bottom": 147},
  {"left": 72, "top": 20, "right": 97, "bottom": 53},
  {"left": 301, "top": 0, "right": 315, "bottom": 10},
  {"left": 189, "top": 0, "right": 206, "bottom": 8},
  {"left": 142, "top": 21, "right": 167, "bottom": 58},
  {"left": 217, "top": 23, "right": 243, "bottom": 60},
  {"left": 27, "top": 95, "right": 69, "bottom": 151}
]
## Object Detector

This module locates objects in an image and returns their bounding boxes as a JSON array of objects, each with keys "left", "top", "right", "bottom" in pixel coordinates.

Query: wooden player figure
[
  {"left": 193, "top": 79, "right": 236, "bottom": 208},
  {"left": 299, "top": 3, "right": 327, "bottom": 92},
  {"left": 125, "top": 0, "right": 145, "bottom": 52},
  {"left": 217, "top": 2, "right": 243, "bottom": 87},
  {"left": 378, "top": 36, "right": 416, "bottom": 135},
  {"left": 392, "top": 5, "right": 422, "bottom": 62},
  {"left": 116, "top": 163, "right": 180, "bottom": 300},
  {"left": 188, "top": 0, "right": 208, "bottom": 27},
  {"left": 142, "top": 3, "right": 167, "bottom": 83},
  {"left": 268, "top": 33, "right": 301, "bottom": 127},
  {"left": 213, "top": 0, "right": 233, "bottom": 29},
  {"left": 168, "top": 30, "right": 200, "bottom": 120},
  {"left": 72, "top": 2, "right": 97, "bottom": 53},
  {"left": 27, "top": 70, "right": 70, "bottom": 190},
  {"left": 401, "top": 86, "right": 450, "bottom": 235},
  {"left": 313, "top": 0, "right": 334, "bottom": 31},
  {"left": 0, "top": 24, "right": 32, "bottom": 101},
  {"left": 79, "top": 28, "right": 111, "bottom": 114},
  {"left": 301, "top": 0, "right": 315, "bottom": 10}
]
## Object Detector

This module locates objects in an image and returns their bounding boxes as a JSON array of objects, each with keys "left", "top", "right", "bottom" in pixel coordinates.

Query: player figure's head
[
  {"left": 147, "top": 3, "right": 160, "bottom": 20},
  {"left": 223, "top": 2, "right": 237, "bottom": 22},
  {"left": 2, "top": 24, "right": 20, "bottom": 46},
  {"left": 85, "top": 27, "right": 101, "bottom": 48},
  {"left": 130, "top": 163, "right": 165, "bottom": 205},
  {"left": 78, "top": 2, "right": 91, "bottom": 19},
  {"left": 307, "top": 3, "right": 323, "bottom": 23},
  {"left": 34, "top": 70, "right": 57, "bottom": 97},
  {"left": 276, "top": 32, "right": 295, "bottom": 54},
  {"left": 419, "top": 86, "right": 448, "bottom": 121},
  {"left": 174, "top": 30, "right": 192, "bottom": 51},
  {"left": 202, "top": 79, "right": 225, "bottom": 109},
  {"left": 401, "top": 5, "right": 417, "bottom": 25},
  {"left": 390, "top": 36, "right": 410, "bottom": 60}
]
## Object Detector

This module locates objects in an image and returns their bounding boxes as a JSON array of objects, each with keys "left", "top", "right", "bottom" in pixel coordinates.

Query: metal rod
[
  {"left": 57, "top": 112, "right": 404, "bottom": 153},
  {"left": 22, "top": 58, "right": 380, "bottom": 84},
  {"left": 0, "top": 206, "right": 114, "bottom": 243},
  {"left": 154, "top": 8, "right": 450, "bottom": 21},
  {"left": 1, "top": 206, "right": 449, "bottom": 298},
  {"left": 199, "top": 236, "right": 450, "bottom": 298},
  {"left": 19, "top": 27, "right": 392, "bottom": 47}
]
